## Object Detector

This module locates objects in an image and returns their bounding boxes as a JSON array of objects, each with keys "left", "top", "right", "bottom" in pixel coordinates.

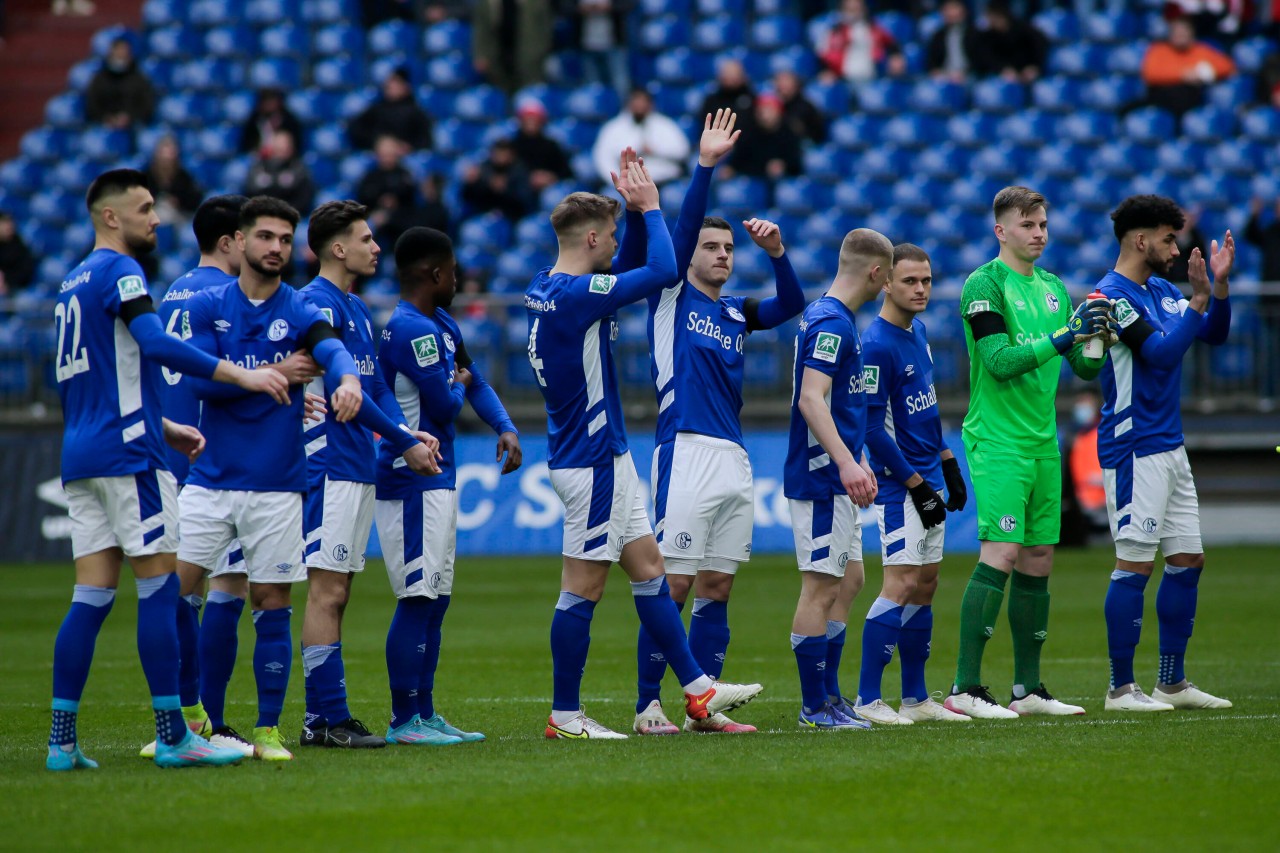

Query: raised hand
[
  {"left": 610, "top": 147, "right": 641, "bottom": 210},
  {"left": 625, "top": 159, "right": 660, "bottom": 213},
  {"left": 743, "top": 218, "right": 784, "bottom": 258},
  {"left": 1186, "top": 246, "right": 1212, "bottom": 306},
  {"left": 1209, "top": 230, "right": 1234, "bottom": 291},
  {"left": 699, "top": 109, "right": 741, "bottom": 167}
]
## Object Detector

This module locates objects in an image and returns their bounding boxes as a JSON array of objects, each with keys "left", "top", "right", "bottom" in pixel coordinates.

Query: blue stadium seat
[
  {"left": 801, "top": 212, "right": 858, "bottom": 247},
  {"left": 220, "top": 90, "right": 256, "bottom": 125},
  {"left": 862, "top": 209, "right": 909, "bottom": 243},
  {"left": 1069, "top": 174, "right": 1123, "bottom": 211},
  {"left": 1181, "top": 105, "right": 1236, "bottom": 144},
  {"left": 923, "top": 207, "right": 965, "bottom": 247},
  {"left": 67, "top": 58, "right": 98, "bottom": 92},
  {"left": 77, "top": 127, "right": 132, "bottom": 162},
  {"left": 368, "top": 19, "right": 419, "bottom": 55},
  {"left": 203, "top": 25, "right": 254, "bottom": 59},
  {"left": 1032, "top": 9, "right": 1080, "bottom": 43},
  {"left": 300, "top": 0, "right": 346, "bottom": 24},
  {"left": 89, "top": 25, "right": 129, "bottom": 57},
  {"left": 1082, "top": 11, "right": 1141, "bottom": 43},
  {"left": 1047, "top": 202, "right": 1087, "bottom": 245},
  {"left": 801, "top": 145, "right": 855, "bottom": 182},
  {"left": 691, "top": 17, "right": 744, "bottom": 52},
  {"left": 496, "top": 246, "right": 552, "bottom": 282},
  {"left": 696, "top": 0, "right": 744, "bottom": 15},
  {"left": 423, "top": 19, "right": 469, "bottom": 56},
  {"left": 512, "top": 84, "right": 566, "bottom": 118},
  {"left": 455, "top": 243, "right": 496, "bottom": 279},
  {"left": 969, "top": 142, "right": 1028, "bottom": 181},
  {"left": 260, "top": 24, "right": 309, "bottom": 58},
  {"left": 640, "top": 17, "right": 686, "bottom": 51},
  {"left": 313, "top": 24, "right": 362, "bottom": 58},
  {"left": 805, "top": 79, "right": 853, "bottom": 118},
  {"left": 750, "top": 15, "right": 802, "bottom": 51},
  {"left": 188, "top": 0, "right": 240, "bottom": 27},
  {"left": 1249, "top": 172, "right": 1280, "bottom": 201},
  {"left": 141, "top": 0, "right": 180, "bottom": 28},
  {"left": 174, "top": 58, "right": 245, "bottom": 92},
  {"left": 217, "top": 155, "right": 251, "bottom": 191},
  {"left": 767, "top": 45, "right": 819, "bottom": 78},
  {"left": 246, "top": 0, "right": 299, "bottom": 24},
  {"left": 1123, "top": 107, "right": 1176, "bottom": 146},
  {"left": 545, "top": 118, "right": 598, "bottom": 154},
  {"left": 1240, "top": 108, "right": 1280, "bottom": 142},
  {"left": 997, "top": 110, "right": 1055, "bottom": 145},
  {"left": 655, "top": 48, "right": 714, "bottom": 86},
  {"left": 564, "top": 84, "right": 619, "bottom": 123},
  {"left": 1056, "top": 110, "right": 1117, "bottom": 145},
  {"left": 774, "top": 177, "right": 830, "bottom": 216},
  {"left": 1105, "top": 43, "right": 1146, "bottom": 75},
  {"left": 853, "top": 79, "right": 912, "bottom": 116},
  {"left": 948, "top": 175, "right": 1005, "bottom": 213},
  {"left": 855, "top": 147, "right": 911, "bottom": 181},
  {"left": 425, "top": 53, "right": 477, "bottom": 89},
  {"left": 970, "top": 78, "right": 1026, "bottom": 113},
  {"left": 1206, "top": 75, "right": 1255, "bottom": 111},
  {"left": 432, "top": 119, "right": 489, "bottom": 157},
  {"left": 876, "top": 10, "right": 914, "bottom": 46},
  {"left": 0, "top": 158, "right": 42, "bottom": 194},
  {"left": 300, "top": 152, "right": 337, "bottom": 189},
  {"left": 306, "top": 59, "right": 361, "bottom": 100},
  {"left": 48, "top": 159, "right": 97, "bottom": 195},
  {"left": 338, "top": 151, "right": 375, "bottom": 185},
  {"left": 513, "top": 216, "right": 556, "bottom": 254},
  {"left": 413, "top": 86, "right": 454, "bottom": 118},
  {"left": 909, "top": 80, "right": 967, "bottom": 115},
  {"left": 640, "top": 0, "right": 690, "bottom": 15},
  {"left": 1182, "top": 172, "right": 1237, "bottom": 212},
  {"left": 782, "top": 243, "right": 828, "bottom": 283},
  {"left": 28, "top": 190, "right": 76, "bottom": 227},
  {"left": 157, "top": 92, "right": 206, "bottom": 127},
  {"left": 1126, "top": 170, "right": 1180, "bottom": 200},
  {"left": 148, "top": 25, "right": 200, "bottom": 60},
  {"left": 713, "top": 178, "right": 768, "bottom": 214},
  {"left": 945, "top": 111, "right": 998, "bottom": 148},
  {"left": 1213, "top": 139, "right": 1265, "bottom": 176},
  {"left": 194, "top": 125, "right": 240, "bottom": 160},
  {"left": 1232, "top": 37, "right": 1272, "bottom": 75},
  {"left": 1031, "top": 77, "right": 1083, "bottom": 113},
  {"left": 880, "top": 114, "right": 941, "bottom": 148},
  {"left": 916, "top": 143, "right": 967, "bottom": 180},
  {"left": 1050, "top": 43, "right": 1108, "bottom": 77},
  {"left": 248, "top": 57, "right": 302, "bottom": 90},
  {"left": 1037, "top": 141, "right": 1087, "bottom": 178},
  {"left": 892, "top": 177, "right": 944, "bottom": 214},
  {"left": 44, "top": 93, "right": 83, "bottom": 129},
  {"left": 454, "top": 86, "right": 509, "bottom": 121},
  {"left": 828, "top": 113, "right": 877, "bottom": 150}
]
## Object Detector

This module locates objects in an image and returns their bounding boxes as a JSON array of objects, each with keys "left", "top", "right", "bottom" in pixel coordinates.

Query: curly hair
[{"left": 1110, "top": 195, "right": 1185, "bottom": 242}]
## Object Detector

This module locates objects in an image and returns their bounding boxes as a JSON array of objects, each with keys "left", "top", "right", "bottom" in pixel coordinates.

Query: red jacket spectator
[{"left": 810, "top": 0, "right": 905, "bottom": 82}]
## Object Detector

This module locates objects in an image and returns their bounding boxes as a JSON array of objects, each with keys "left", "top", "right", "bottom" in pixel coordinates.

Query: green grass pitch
[{"left": 1, "top": 546, "right": 1276, "bottom": 851}]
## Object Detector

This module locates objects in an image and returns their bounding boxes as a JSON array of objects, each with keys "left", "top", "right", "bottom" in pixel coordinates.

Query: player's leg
[
  {"left": 855, "top": 498, "right": 916, "bottom": 725},
  {"left": 634, "top": 559, "right": 690, "bottom": 735},
  {"left": 898, "top": 542, "right": 969, "bottom": 722},
  {"left": 174, "top": 564, "right": 208, "bottom": 736},
  {"left": 1101, "top": 453, "right": 1173, "bottom": 711},
  {"left": 1152, "top": 449, "right": 1229, "bottom": 709}
]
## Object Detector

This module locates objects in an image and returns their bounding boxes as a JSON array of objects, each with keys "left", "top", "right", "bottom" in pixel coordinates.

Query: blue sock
[
  {"left": 177, "top": 594, "right": 202, "bottom": 708},
  {"left": 689, "top": 598, "right": 730, "bottom": 680},
  {"left": 792, "top": 634, "right": 828, "bottom": 714},
  {"left": 418, "top": 594, "right": 450, "bottom": 720},
  {"left": 303, "top": 642, "right": 349, "bottom": 727},
  {"left": 153, "top": 695, "right": 186, "bottom": 746},
  {"left": 898, "top": 605, "right": 933, "bottom": 704},
  {"left": 550, "top": 592, "right": 596, "bottom": 712},
  {"left": 199, "top": 591, "right": 243, "bottom": 730},
  {"left": 50, "top": 586, "right": 115, "bottom": 746},
  {"left": 1104, "top": 570, "right": 1149, "bottom": 689},
  {"left": 857, "top": 598, "right": 904, "bottom": 705},
  {"left": 635, "top": 599, "right": 683, "bottom": 714},
  {"left": 631, "top": 577, "right": 703, "bottom": 686},
  {"left": 386, "top": 597, "right": 430, "bottom": 728},
  {"left": 252, "top": 608, "right": 292, "bottom": 728},
  {"left": 823, "top": 620, "right": 847, "bottom": 700},
  {"left": 136, "top": 574, "right": 181, "bottom": 702},
  {"left": 1156, "top": 564, "right": 1201, "bottom": 685}
]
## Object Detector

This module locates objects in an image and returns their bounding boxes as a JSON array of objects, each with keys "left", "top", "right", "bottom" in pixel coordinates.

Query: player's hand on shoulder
[
  {"left": 698, "top": 109, "right": 741, "bottom": 167},
  {"left": 497, "top": 430, "right": 522, "bottom": 474},
  {"left": 839, "top": 457, "right": 875, "bottom": 509},
  {"left": 330, "top": 375, "right": 363, "bottom": 422},
  {"left": 162, "top": 418, "right": 206, "bottom": 462},
  {"left": 743, "top": 218, "right": 784, "bottom": 258},
  {"left": 453, "top": 366, "right": 473, "bottom": 388}
]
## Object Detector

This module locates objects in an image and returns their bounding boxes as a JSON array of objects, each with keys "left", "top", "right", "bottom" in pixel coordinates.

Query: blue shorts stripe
[
  {"left": 587, "top": 462, "right": 614, "bottom": 532},
  {"left": 402, "top": 497, "right": 424, "bottom": 567},
  {"left": 811, "top": 545, "right": 831, "bottom": 563},
  {"left": 142, "top": 525, "right": 165, "bottom": 546},
  {"left": 811, "top": 496, "right": 835, "bottom": 542},
  {"left": 304, "top": 540, "right": 322, "bottom": 558},
  {"left": 303, "top": 475, "right": 326, "bottom": 539},
  {"left": 1116, "top": 454, "right": 1134, "bottom": 511},
  {"left": 1118, "top": 514, "right": 1131, "bottom": 531},
  {"left": 584, "top": 532, "right": 609, "bottom": 553},
  {"left": 653, "top": 441, "right": 675, "bottom": 542},
  {"left": 404, "top": 568, "right": 424, "bottom": 588},
  {"left": 884, "top": 499, "right": 905, "bottom": 535},
  {"left": 134, "top": 469, "right": 163, "bottom": 522},
  {"left": 886, "top": 538, "right": 906, "bottom": 556},
  {"left": 227, "top": 547, "right": 244, "bottom": 565}
]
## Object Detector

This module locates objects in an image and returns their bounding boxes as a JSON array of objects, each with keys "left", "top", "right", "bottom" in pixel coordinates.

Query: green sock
[
  {"left": 1008, "top": 571, "right": 1050, "bottom": 696},
  {"left": 953, "top": 562, "right": 1009, "bottom": 692}
]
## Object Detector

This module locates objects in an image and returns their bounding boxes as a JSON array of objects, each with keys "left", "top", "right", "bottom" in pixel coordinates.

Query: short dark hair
[
  {"left": 86, "top": 168, "right": 150, "bottom": 211},
  {"left": 192, "top": 194, "right": 248, "bottom": 253},
  {"left": 239, "top": 195, "right": 299, "bottom": 231},
  {"left": 549, "top": 192, "right": 621, "bottom": 237},
  {"left": 893, "top": 242, "right": 931, "bottom": 267},
  {"left": 992, "top": 185, "right": 1048, "bottom": 221},
  {"left": 702, "top": 216, "right": 733, "bottom": 233},
  {"left": 1109, "top": 194, "right": 1185, "bottom": 242},
  {"left": 307, "top": 200, "right": 368, "bottom": 257},
  {"left": 394, "top": 226, "right": 454, "bottom": 273}
]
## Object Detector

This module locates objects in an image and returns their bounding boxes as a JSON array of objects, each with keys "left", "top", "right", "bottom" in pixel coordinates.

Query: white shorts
[
  {"left": 1103, "top": 446, "right": 1202, "bottom": 562},
  {"left": 790, "top": 494, "right": 862, "bottom": 577},
  {"left": 304, "top": 477, "right": 374, "bottom": 574},
  {"left": 65, "top": 468, "right": 179, "bottom": 559},
  {"left": 375, "top": 489, "right": 458, "bottom": 599},
  {"left": 177, "top": 485, "right": 306, "bottom": 584},
  {"left": 551, "top": 452, "right": 652, "bottom": 563},
  {"left": 651, "top": 434, "right": 753, "bottom": 574},
  {"left": 876, "top": 493, "right": 945, "bottom": 567}
]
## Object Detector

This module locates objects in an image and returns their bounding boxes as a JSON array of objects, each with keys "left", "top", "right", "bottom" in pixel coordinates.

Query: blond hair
[{"left": 550, "top": 192, "right": 622, "bottom": 238}]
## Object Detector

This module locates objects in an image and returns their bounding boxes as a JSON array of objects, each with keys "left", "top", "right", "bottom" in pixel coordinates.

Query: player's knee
[
  {"left": 694, "top": 569, "right": 734, "bottom": 602},
  {"left": 250, "top": 583, "right": 291, "bottom": 610},
  {"left": 1167, "top": 552, "right": 1205, "bottom": 570},
  {"left": 666, "top": 573, "right": 694, "bottom": 604}
]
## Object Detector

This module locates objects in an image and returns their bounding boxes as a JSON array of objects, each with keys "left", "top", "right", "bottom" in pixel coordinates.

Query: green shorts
[{"left": 965, "top": 441, "right": 1061, "bottom": 546}]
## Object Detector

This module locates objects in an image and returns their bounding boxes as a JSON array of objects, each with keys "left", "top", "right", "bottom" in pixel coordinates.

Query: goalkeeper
[{"left": 942, "top": 186, "right": 1116, "bottom": 720}]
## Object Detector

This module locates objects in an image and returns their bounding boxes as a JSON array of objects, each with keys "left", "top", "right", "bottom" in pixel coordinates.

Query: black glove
[
  {"left": 942, "top": 457, "right": 967, "bottom": 512},
  {"left": 908, "top": 481, "right": 947, "bottom": 529}
]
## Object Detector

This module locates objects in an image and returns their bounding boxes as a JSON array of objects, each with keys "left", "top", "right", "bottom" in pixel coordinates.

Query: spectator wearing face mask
[{"left": 85, "top": 36, "right": 155, "bottom": 129}]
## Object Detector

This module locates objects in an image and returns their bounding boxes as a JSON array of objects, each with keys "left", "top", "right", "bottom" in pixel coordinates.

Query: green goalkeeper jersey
[{"left": 961, "top": 258, "right": 1081, "bottom": 459}]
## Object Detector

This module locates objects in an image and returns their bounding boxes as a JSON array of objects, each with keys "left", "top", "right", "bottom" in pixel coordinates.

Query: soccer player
[
  {"left": 635, "top": 110, "right": 805, "bottom": 736},
  {"left": 854, "top": 243, "right": 971, "bottom": 724},
  {"left": 1096, "top": 195, "right": 1233, "bottom": 712},
  {"left": 47, "top": 169, "right": 287, "bottom": 770},
  {"left": 177, "top": 196, "right": 431, "bottom": 761},
  {"left": 377, "top": 227, "right": 522, "bottom": 746},
  {"left": 297, "top": 200, "right": 444, "bottom": 749},
  {"left": 526, "top": 156, "right": 762, "bottom": 739},
  {"left": 945, "top": 186, "right": 1114, "bottom": 719},
  {"left": 787, "top": 228, "right": 890, "bottom": 731}
]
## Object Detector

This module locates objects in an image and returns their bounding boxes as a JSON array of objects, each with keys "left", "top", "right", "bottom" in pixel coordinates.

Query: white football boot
[
  {"left": 1104, "top": 683, "right": 1175, "bottom": 712},
  {"left": 1152, "top": 681, "right": 1233, "bottom": 710},
  {"left": 944, "top": 686, "right": 1020, "bottom": 719}
]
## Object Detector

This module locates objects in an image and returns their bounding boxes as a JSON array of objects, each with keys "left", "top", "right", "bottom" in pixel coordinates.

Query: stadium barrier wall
[{"left": 4, "top": 429, "right": 981, "bottom": 562}]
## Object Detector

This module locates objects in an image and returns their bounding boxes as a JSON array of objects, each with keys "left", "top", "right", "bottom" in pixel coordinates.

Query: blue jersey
[
  {"left": 525, "top": 208, "right": 676, "bottom": 469},
  {"left": 784, "top": 296, "right": 868, "bottom": 500},
  {"left": 300, "top": 277, "right": 400, "bottom": 485},
  {"left": 56, "top": 249, "right": 169, "bottom": 483},
  {"left": 184, "top": 281, "right": 330, "bottom": 493},
  {"left": 862, "top": 316, "right": 945, "bottom": 503},
  {"left": 158, "top": 265, "right": 236, "bottom": 484}
]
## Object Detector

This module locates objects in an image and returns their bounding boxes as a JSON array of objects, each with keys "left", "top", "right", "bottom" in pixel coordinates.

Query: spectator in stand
[
  {"left": 810, "top": 0, "right": 906, "bottom": 84},
  {"left": 729, "top": 94, "right": 803, "bottom": 182},
  {"left": 1256, "top": 52, "right": 1280, "bottom": 108},
  {"left": 511, "top": 99, "right": 573, "bottom": 193},
  {"left": 239, "top": 87, "right": 305, "bottom": 156},
  {"left": 419, "top": 173, "right": 452, "bottom": 235},
  {"left": 422, "top": 1, "right": 470, "bottom": 22},
  {"left": 145, "top": 135, "right": 203, "bottom": 226},
  {"left": 591, "top": 88, "right": 690, "bottom": 186},
  {"left": 1247, "top": 197, "right": 1280, "bottom": 282},
  {"left": 1168, "top": 206, "right": 1206, "bottom": 283},
  {"left": 1140, "top": 17, "right": 1235, "bottom": 118},
  {"left": 243, "top": 129, "right": 315, "bottom": 215},
  {"left": 85, "top": 36, "right": 155, "bottom": 129},
  {"left": 1065, "top": 389, "right": 1108, "bottom": 540},
  {"left": 700, "top": 58, "right": 757, "bottom": 120},
  {"left": 773, "top": 68, "right": 827, "bottom": 145},
  {"left": 567, "top": 0, "right": 633, "bottom": 99},
  {"left": 361, "top": 0, "right": 414, "bottom": 25},
  {"left": 53, "top": 0, "right": 96, "bottom": 13},
  {"left": 977, "top": 1, "right": 1049, "bottom": 84},
  {"left": 348, "top": 67, "right": 434, "bottom": 152},
  {"left": 461, "top": 139, "right": 534, "bottom": 221},
  {"left": 1248, "top": 196, "right": 1280, "bottom": 403},
  {"left": 356, "top": 135, "right": 421, "bottom": 250},
  {"left": 0, "top": 211, "right": 35, "bottom": 296},
  {"left": 472, "top": 0, "right": 553, "bottom": 95},
  {"left": 1166, "top": 0, "right": 1248, "bottom": 42},
  {"left": 927, "top": 0, "right": 984, "bottom": 83}
]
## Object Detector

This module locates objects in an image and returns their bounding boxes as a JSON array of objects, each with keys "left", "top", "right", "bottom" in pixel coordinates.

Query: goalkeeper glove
[{"left": 1050, "top": 296, "right": 1111, "bottom": 354}]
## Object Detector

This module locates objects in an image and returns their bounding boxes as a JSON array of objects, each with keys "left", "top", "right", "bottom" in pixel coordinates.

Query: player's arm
[
  {"left": 963, "top": 275, "right": 1104, "bottom": 381},
  {"left": 669, "top": 111, "right": 741, "bottom": 274},
  {"left": 299, "top": 319, "right": 364, "bottom": 423},
  {"left": 939, "top": 446, "right": 967, "bottom": 511},
  {"left": 170, "top": 294, "right": 289, "bottom": 403},
  {"left": 455, "top": 338, "right": 521, "bottom": 473},
  {"left": 797, "top": 366, "right": 875, "bottom": 508},
  {"left": 608, "top": 148, "right": 648, "bottom": 274},
  {"left": 861, "top": 351, "right": 945, "bottom": 527},
  {"left": 161, "top": 417, "right": 205, "bottom": 462},
  {"left": 742, "top": 219, "right": 804, "bottom": 331}
]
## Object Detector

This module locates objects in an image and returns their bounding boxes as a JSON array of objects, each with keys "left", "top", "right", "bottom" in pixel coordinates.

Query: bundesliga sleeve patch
[
  {"left": 965, "top": 299, "right": 990, "bottom": 316},
  {"left": 180, "top": 310, "right": 191, "bottom": 339},
  {"left": 812, "top": 331, "right": 841, "bottom": 363},
  {"left": 116, "top": 274, "right": 147, "bottom": 302},
  {"left": 412, "top": 334, "right": 439, "bottom": 367},
  {"left": 862, "top": 364, "right": 880, "bottom": 393},
  {"left": 320, "top": 307, "right": 336, "bottom": 327},
  {"left": 1112, "top": 298, "right": 1140, "bottom": 329},
  {"left": 588, "top": 274, "right": 616, "bottom": 295}
]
